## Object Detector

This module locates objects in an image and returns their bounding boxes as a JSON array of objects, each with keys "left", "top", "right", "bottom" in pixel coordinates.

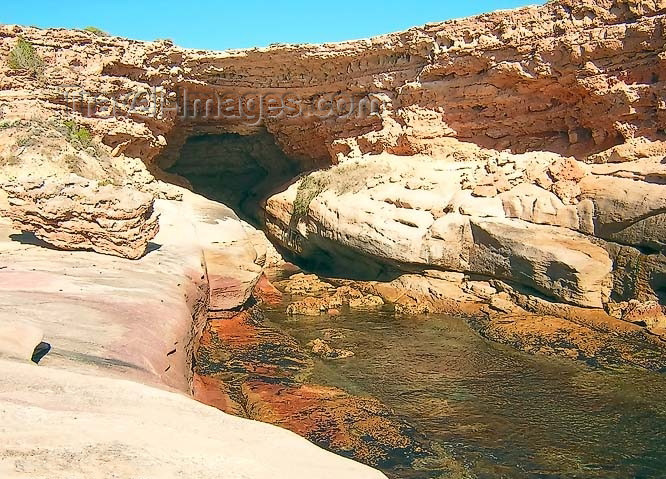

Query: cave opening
[
  {"left": 161, "top": 128, "right": 402, "bottom": 281},
  {"left": 165, "top": 129, "right": 303, "bottom": 226}
]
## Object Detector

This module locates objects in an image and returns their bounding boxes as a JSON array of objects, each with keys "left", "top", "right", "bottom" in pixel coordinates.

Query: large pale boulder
[
  {"left": 469, "top": 218, "right": 613, "bottom": 308},
  {"left": 205, "top": 248, "right": 263, "bottom": 311},
  {"left": 1, "top": 176, "right": 159, "bottom": 260},
  {"left": 579, "top": 175, "right": 666, "bottom": 251},
  {"left": 182, "top": 192, "right": 264, "bottom": 311}
]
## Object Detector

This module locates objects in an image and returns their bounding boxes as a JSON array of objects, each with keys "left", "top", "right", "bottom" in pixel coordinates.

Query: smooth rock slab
[
  {"left": 469, "top": 218, "right": 613, "bottom": 308},
  {"left": 0, "top": 359, "right": 387, "bottom": 479},
  {"left": 579, "top": 175, "right": 666, "bottom": 251}
]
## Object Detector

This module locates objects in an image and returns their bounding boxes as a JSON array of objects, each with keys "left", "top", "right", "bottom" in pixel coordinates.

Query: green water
[{"left": 264, "top": 306, "right": 666, "bottom": 479}]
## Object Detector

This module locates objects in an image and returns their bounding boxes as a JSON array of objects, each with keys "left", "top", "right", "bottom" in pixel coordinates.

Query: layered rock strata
[
  {"left": 2, "top": 176, "right": 159, "bottom": 259},
  {"left": 0, "top": 0, "right": 664, "bottom": 278},
  {"left": 1, "top": 0, "right": 666, "bottom": 166}
]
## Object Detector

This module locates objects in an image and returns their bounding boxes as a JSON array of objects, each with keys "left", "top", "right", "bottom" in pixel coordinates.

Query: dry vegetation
[
  {"left": 7, "top": 37, "right": 44, "bottom": 74},
  {"left": 293, "top": 161, "right": 389, "bottom": 218}
]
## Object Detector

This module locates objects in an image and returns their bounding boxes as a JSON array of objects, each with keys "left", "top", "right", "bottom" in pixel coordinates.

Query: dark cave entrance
[
  {"left": 162, "top": 128, "right": 401, "bottom": 281},
  {"left": 165, "top": 129, "right": 303, "bottom": 226}
]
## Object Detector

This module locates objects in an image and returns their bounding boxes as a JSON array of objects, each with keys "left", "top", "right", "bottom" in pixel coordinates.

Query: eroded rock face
[
  {"left": 0, "top": 0, "right": 664, "bottom": 309},
  {"left": 1, "top": 176, "right": 159, "bottom": 259},
  {"left": 469, "top": 218, "right": 613, "bottom": 308},
  {"left": 1, "top": 0, "right": 665, "bottom": 169},
  {"left": 286, "top": 296, "right": 342, "bottom": 316},
  {"left": 265, "top": 143, "right": 665, "bottom": 310},
  {"left": 278, "top": 274, "right": 388, "bottom": 316}
]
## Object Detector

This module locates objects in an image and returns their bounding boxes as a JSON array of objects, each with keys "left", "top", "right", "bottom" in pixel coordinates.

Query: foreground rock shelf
[
  {"left": 0, "top": 358, "right": 386, "bottom": 479},
  {"left": 0, "top": 192, "right": 387, "bottom": 479}
]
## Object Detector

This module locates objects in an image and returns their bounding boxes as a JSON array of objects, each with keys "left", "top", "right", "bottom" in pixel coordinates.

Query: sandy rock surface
[{"left": 0, "top": 359, "right": 386, "bottom": 479}]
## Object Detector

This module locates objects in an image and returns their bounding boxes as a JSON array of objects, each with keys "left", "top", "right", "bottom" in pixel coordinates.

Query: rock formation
[
  {"left": 0, "top": 0, "right": 662, "bottom": 360},
  {"left": 0, "top": 0, "right": 664, "bottom": 175},
  {"left": 0, "top": 187, "right": 384, "bottom": 479},
  {"left": 2, "top": 176, "right": 159, "bottom": 259},
  {"left": 266, "top": 148, "right": 665, "bottom": 303},
  {"left": 0, "top": 358, "right": 387, "bottom": 479},
  {"left": 0, "top": 1, "right": 663, "bottom": 160},
  {"left": 1, "top": 0, "right": 666, "bottom": 476},
  {"left": 310, "top": 338, "right": 355, "bottom": 360},
  {"left": 280, "top": 274, "right": 387, "bottom": 315}
]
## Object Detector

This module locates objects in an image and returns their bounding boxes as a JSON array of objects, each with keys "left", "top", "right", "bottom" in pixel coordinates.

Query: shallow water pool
[{"left": 265, "top": 307, "right": 666, "bottom": 479}]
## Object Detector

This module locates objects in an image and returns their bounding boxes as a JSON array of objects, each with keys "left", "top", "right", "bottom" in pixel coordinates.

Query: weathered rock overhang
[{"left": 2, "top": 0, "right": 665, "bottom": 172}]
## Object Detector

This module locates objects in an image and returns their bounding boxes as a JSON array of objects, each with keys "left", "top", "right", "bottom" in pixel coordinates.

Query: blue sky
[{"left": 2, "top": 1, "right": 543, "bottom": 50}]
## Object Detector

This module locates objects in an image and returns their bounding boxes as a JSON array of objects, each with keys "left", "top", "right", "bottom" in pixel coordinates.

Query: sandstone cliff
[
  {"left": 1, "top": 0, "right": 665, "bottom": 165},
  {"left": 1, "top": 0, "right": 666, "bottom": 475}
]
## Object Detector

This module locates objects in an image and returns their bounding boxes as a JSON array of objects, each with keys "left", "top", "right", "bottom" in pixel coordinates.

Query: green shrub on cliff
[
  {"left": 7, "top": 37, "right": 44, "bottom": 74},
  {"left": 294, "top": 174, "right": 329, "bottom": 219},
  {"left": 84, "top": 26, "right": 109, "bottom": 37},
  {"left": 72, "top": 126, "right": 92, "bottom": 148},
  {"left": 0, "top": 120, "right": 18, "bottom": 130},
  {"left": 61, "top": 120, "right": 93, "bottom": 149},
  {"left": 15, "top": 136, "right": 34, "bottom": 148}
]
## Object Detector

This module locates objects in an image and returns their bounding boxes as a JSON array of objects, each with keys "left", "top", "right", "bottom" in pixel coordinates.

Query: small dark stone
[{"left": 31, "top": 341, "right": 51, "bottom": 364}]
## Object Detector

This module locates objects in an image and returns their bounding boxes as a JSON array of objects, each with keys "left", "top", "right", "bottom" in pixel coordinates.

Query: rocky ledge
[
  {"left": 2, "top": 175, "right": 159, "bottom": 259},
  {"left": 273, "top": 270, "right": 666, "bottom": 371},
  {"left": 0, "top": 190, "right": 386, "bottom": 479}
]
